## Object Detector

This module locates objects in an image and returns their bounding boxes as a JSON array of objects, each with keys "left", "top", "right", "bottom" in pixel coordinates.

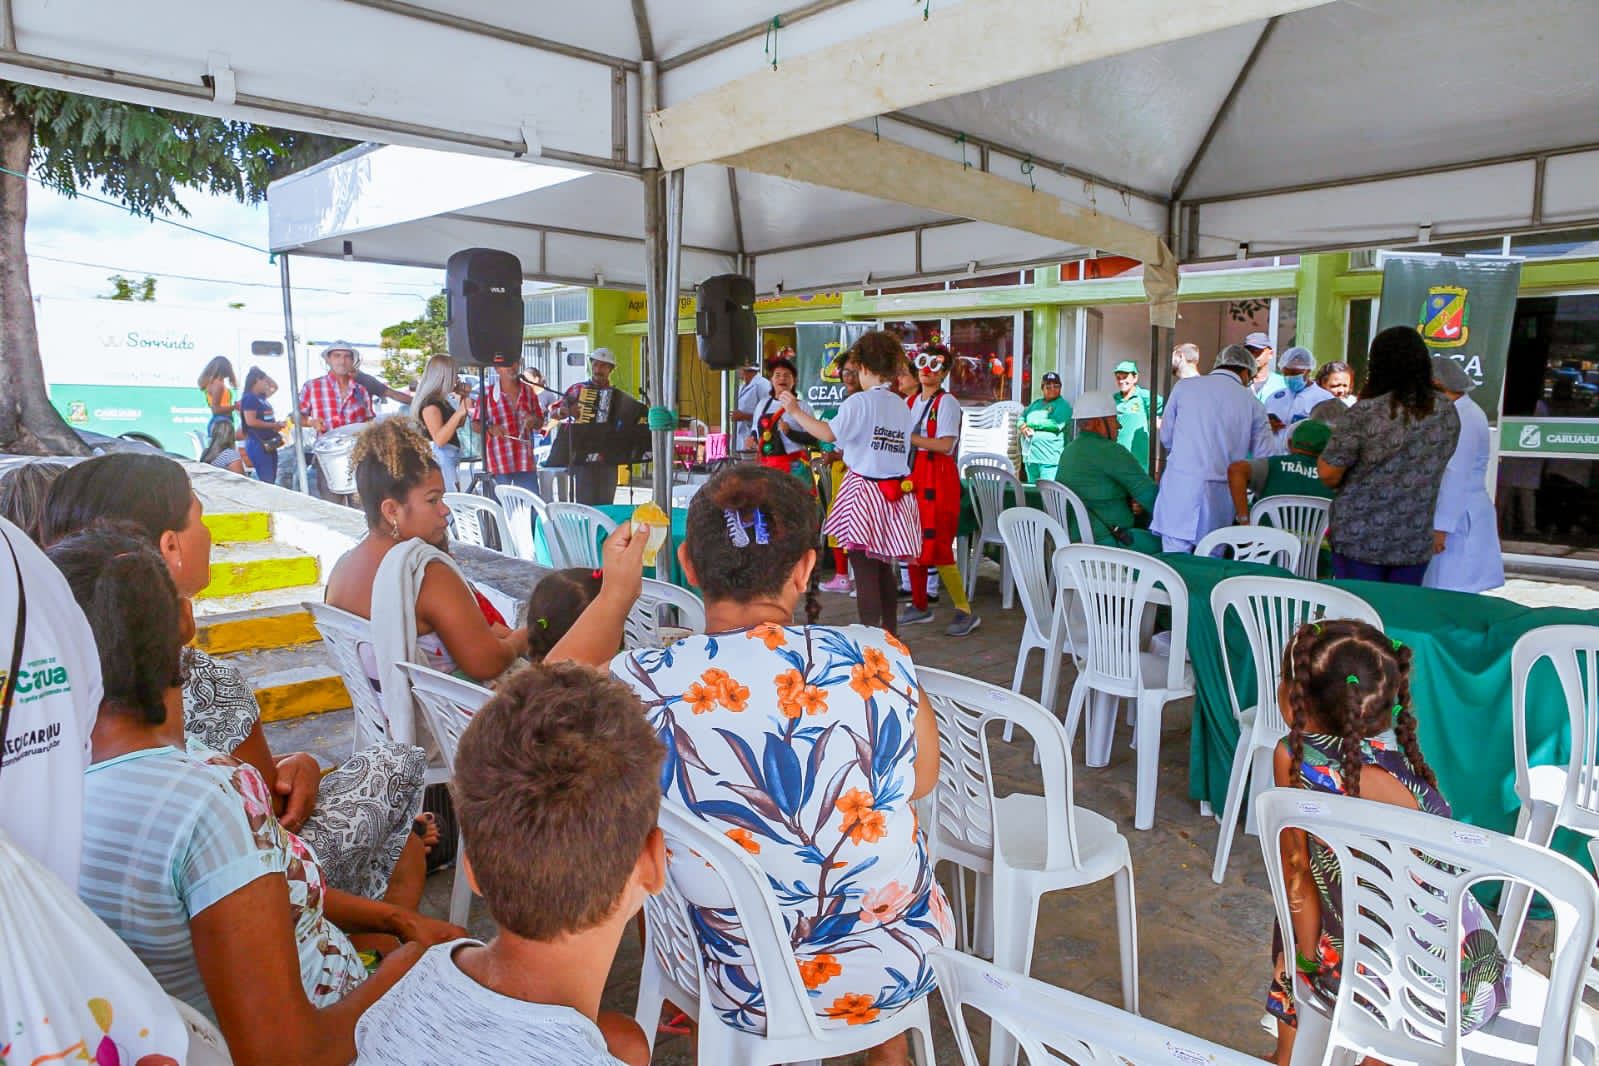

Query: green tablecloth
[
  {"left": 529, "top": 504, "right": 690, "bottom": 587},
  {"left": 1164, "top": 552, "right": 1599, "bottom": 867}
]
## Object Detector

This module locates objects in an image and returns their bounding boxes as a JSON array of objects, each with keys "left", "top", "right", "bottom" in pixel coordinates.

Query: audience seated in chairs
[
  {"left": 609, "top": 464, "right": 950, "bottom": 1066},
  {"left": 49, "top": 525, "right": 462, "bottom": 1064},
  {"left": 41, "top": 452, "right": 433, "bottom": 901}
]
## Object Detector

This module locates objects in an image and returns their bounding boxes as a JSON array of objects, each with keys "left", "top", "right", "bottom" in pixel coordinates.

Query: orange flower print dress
[{"left": 613, "top": 623, "right": 952, "bottom": 1035}]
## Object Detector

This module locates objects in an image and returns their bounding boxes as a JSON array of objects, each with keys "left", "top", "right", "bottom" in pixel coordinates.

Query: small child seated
[
  {"left": 526, "top": 567, "right": 604, "bottom": 661},
  {"left": 1264, "top": 618, "right": 1509, "bottom": 1065},
  {"left": 354, "top": 661, "right": 666, "bottom": 1065}
]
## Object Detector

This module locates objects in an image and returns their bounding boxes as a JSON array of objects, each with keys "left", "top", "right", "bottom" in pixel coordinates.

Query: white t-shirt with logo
[
  {"left": 829, "top": 385, "right": 915, "bottom": 479},
  {"left": 909, "top": 390, "right": 962, "bottom": 443},
  {"left": 0, "top": 517, "right": 102, "bottom": 886}
]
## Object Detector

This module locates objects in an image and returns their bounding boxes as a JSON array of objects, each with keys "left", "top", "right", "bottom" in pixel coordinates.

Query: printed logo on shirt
[
  {"left": 0, "top": 655, "right": 73, "bottom": 705},
  {"left": 870, "top": 426, "right": 907, "bottom": 453},
  {"left": 1, "top": 718, "right": 63, "bottom": 768}
]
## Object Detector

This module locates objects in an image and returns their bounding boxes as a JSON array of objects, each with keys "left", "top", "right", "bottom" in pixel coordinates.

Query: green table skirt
[{"left": 1165, "top": 552, "right": 1598, "bottom": 868}]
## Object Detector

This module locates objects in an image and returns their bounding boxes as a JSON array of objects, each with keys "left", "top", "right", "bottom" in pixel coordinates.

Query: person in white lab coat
[
  {"left": 1263, "top": 346, "right": 1323, "bottom": 446},
  {"left": 1151, "top": 343, "right": 1282, "bottom": 552},
  {"left": 731, "top": 361, "right": 773, "bottom": 451},
  {"left": 1424, "top": 356, "right": 1505, "bottom": 592}
]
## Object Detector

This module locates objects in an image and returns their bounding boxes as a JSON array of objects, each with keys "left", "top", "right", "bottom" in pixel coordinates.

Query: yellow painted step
[
  {"left": 254, "top": 667, "right": 351, "bottom": 723},
  {"left": 202, "top": 510, "right": 271, "bottom": 544},
  {"left": 194, "top": 609, "right": 320, "bottom": 657},
  {"left": 198, "top": 542, "right": 319, "bottom": 600}
]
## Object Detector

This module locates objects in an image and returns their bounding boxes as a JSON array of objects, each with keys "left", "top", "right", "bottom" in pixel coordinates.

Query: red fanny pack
[{"left": 868, "top": 474, "right": 915, "bottom": 503}]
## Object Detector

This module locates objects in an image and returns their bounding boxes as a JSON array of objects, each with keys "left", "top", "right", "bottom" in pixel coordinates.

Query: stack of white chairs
[
  {"left": 1207, "top": 576, "right": 1380, "bottom": 883},
  {"left": 1250, "top": 495, "right": 1331, "bottom": 581},
  {"left": 543, "top": 501, "right": 616, "bottom": 569},
  {"left": 957, "top": 400, "right": 1022, "bottom": 472},
  {"left": 1257, "top": 789, "right": 1599, "bottom": 1066},
  {"left": 930, "top": 948, "right": 1255, "bottom": 1066},
  {"left": 960, "top": 460, "right": 1025, "bottom": 608},
  {"left": 1194, "top": 525, "right": 1301, "bottom": 571},
  {"left": 492, "top": 483, "right": 546, "bottom": 561},
  {"left": 395, "top": 662, "right": 493, "bottom": 927},
  {"left": 443, "top": 491, "right": 513, "bottom": 554},
  {"left": 636, "top": 800, "right": 937, "bottom": 1066},
  {"left": 1052, "top": 544, "right": 1192, "bottom": 831}
]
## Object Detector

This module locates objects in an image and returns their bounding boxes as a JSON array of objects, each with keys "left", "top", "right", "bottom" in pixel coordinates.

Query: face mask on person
[{"left": 1285, "top": 374, "right": 1309, "bottom": 395}]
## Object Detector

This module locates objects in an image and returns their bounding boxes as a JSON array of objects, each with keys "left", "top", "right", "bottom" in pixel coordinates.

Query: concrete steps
[{"left": 199, "top": 540, "right": 320, "bottom": 600}]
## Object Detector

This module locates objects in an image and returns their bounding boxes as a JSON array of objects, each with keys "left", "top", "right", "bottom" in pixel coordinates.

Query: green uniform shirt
[
  {"left": 1020, "top": 396, "right": 1072, "bottom": 470},
  {"left": 1114, "top": 386, "right": 1164, "bottom": 472},
  {"left": 1055, "top": 432, "right": 1159, "bottom": 547},
  {"left": 1251, "top": 454, "right": 1334, "bottom": 501}
]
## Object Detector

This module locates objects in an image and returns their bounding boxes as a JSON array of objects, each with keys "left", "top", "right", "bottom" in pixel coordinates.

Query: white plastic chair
[
  {"left": 1251, "top": 494, "right": 1331, "bottom": 581},
  {"left": 956, "top": 450, "right": 1016, "bottom": 476},
  {"left": 1207, "top": 577, "right": 1381, "bottom": 884},
  {"left": 542, "top": 501, "right": 617, "bottom": 569},
  {"left": 444, "top": 491, "right": 513, "bottom": 554},
  {"left": 961, "top": 461, "right": 1025, "bottom": 608},
  {"left": 920, "top": 668, "right": 1137, "bottom": 1003},
  {"left": 1257, "top": 789, "right": 1599, "bottom": 1066},
  {"left": 1053, "top": 544, "right": 1193, "bottom": 831},
  {"left": 304, "top": 601, "right": 400, "bottom": 754},
  {"left": 395, "top": 662, "right": 492, "bottom": 927},
  {"left": 1195, "top": 524, "right": 1302, "bottom": 572},
  {"left": 1499, "top": 624, "right": 1599, "bottom": 956},
  {"left": 929, "top": 948, "right": 1256, "bottom": 1066},
  {"left": 636, "top": 800, "right": 936, "bottom": 1066},
  {"left": 623, "top": 577, "right": 706, "bottom": 651},
  {"left": 1037, "top": 479, "right": 1094, "bottom": 545},
  {"left": 998, "top": 508, "right": 1069, "bottom": 699},
  {"left": 492, "top": 483, "right": 546, "bottom": 560}
]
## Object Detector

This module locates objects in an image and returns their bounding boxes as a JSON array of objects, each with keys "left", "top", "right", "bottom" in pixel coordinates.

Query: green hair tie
[
  {"left": 1311, "top": 623, "right": 1323, "bottom": 635},
  {"left": 1391, "top": 638, "right": 1405, "bottom": 652},
  {"left": 1393, "top": 703, "right": 1404, "bottom": 720},
  {"left": 1346, "top": 674, "right": 1360, "bottom": 686},
  {"left": 536, "top": 617, "right": 549, "bottom": 629}
]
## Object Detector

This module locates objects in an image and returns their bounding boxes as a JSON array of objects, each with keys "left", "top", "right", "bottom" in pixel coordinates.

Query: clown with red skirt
[{"left": 902, "top": 342, "right": 980, "bottom": 637}]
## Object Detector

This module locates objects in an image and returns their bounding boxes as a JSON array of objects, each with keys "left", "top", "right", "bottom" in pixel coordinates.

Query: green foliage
[
  {"left": 6, "top": 81, "right": 351, "bottom": 216},
  {"left": 102, "top": 273, "right": 157, "bottom": 301},
  {"left": 379, "top": 293, "right": 448, "bottom": 389},
  {"left": 381, "top": 348, "right": 430, "bottom": 390}
]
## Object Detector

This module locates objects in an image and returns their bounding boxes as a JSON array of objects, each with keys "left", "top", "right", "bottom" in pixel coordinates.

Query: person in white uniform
[
  {"left": 1277, "top": 347, "right": 1336, "bottom": 444},
  {"left": 1424, "top": 356, "right": 1505, "bottom": 593},
  {"left": 1151, "top": 344, "right": 1281, "bottom": 553},
  {"left": 731, "top": 362, "right": 773, "bottom": 452}
]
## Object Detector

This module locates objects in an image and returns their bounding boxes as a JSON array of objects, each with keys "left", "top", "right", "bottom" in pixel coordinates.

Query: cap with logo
[
  {"left": 1244, "top": 332, "right": 1273, "bottom": 351},
  {"left": 1073, "top": 391, "right": 1118, "bottom": 420},
  {"left": 1288, "top": 418, "right": 1332, "bottom": 456},
  {"left": 1113, "top": 360, "right": 1140, "bottom": 375},
  {"left": 1041, "top": 371, "right": 1062, "bottom": 385}
]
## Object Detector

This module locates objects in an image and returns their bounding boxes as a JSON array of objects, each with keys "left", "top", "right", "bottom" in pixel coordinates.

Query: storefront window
[
  {"left": 881, "top": 320, "right": 941, "bottom": 348},
  {"left": 947, "top": 315, "right": 1026, "bottom": 404}
]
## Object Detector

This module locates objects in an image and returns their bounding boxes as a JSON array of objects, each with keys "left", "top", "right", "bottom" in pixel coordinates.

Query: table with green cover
[
  {"left": 530, "top": 504, "right": 690, "bottom": 587},
  {"left": 1163, "top": 552, "right": 1598, "bottom": 867}
]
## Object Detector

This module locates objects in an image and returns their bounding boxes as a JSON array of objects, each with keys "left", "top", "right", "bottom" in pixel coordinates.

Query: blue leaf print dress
[{"left": 613, "top": 623, "right": 952, "bottom": 1034}]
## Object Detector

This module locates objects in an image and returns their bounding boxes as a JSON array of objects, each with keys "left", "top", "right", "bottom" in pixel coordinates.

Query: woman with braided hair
[{"left": 1264, "top": 618, "right": 1508, "bottom": 1064}]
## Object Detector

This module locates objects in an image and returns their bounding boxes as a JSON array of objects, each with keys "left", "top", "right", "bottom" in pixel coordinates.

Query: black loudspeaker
[
  {"left": 445, "top": 248, "right": 523, "bottom": 366},
  {"left": 695, "top": 274, "right": 757, "bottom": 371}
]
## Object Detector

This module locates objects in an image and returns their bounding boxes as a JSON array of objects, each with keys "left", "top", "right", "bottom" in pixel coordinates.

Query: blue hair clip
[
  {"left": 752, "top": 507, "right": 770, "bottom": 546},
  {"left": 723, "top": 509, "right": 750, "bottom": 548}
]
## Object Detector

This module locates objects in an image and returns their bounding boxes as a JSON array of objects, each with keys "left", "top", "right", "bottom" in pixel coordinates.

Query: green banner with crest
[{"left": 1375, "top": 255, "right": 1521, "bottom": 425}]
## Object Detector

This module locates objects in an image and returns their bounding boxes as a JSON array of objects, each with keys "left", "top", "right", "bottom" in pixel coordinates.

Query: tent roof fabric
[{"left": 4, "top": 0, "right": 1597, "bottom": 288}]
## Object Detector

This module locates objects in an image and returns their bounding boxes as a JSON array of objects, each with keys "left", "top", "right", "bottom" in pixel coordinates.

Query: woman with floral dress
[
  {"left": 612, "top": 464, "right": 950, "bottom": 1066},
  {"left": 1266, "top": 618, "right": 1508, "bottom": 1065}
]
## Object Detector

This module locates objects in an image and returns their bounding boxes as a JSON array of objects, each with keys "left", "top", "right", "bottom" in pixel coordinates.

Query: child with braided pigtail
[{"left": 1265, "top": 618, "right": 1508, "bottom": 1065}]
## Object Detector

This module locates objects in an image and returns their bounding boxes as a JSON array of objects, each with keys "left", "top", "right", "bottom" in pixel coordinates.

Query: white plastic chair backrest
[
  {"left": 648, "top": 799, "right": 826, "bottom": 1043},
  {"left": 963, "top": 463, "right": 1025, "bottom": 545},
  {"left": 957, "top": 451, "right": 1015, "bottom": 476},
  {"left": 543, "top": 502, "right": 617, "bottom": 569},
  {"left": 1037, "top": 479, "right": 1094, "bottom": 544},
  {"left": 395, "top": 662, "right": 491, "bottom": 771},
  {"left": 170, "top": 996, "right": 233, "bottom": 1065},
  {"left": 624, "top": 578, "right": 707, "bottom": 651},
  {"left": 672, "top": 484, "right": 700, "bottom": 509},
  {"left": 928, "top": 947, "right": 1258, "bottom": 1066},
  {"left": 1512, "top": 625, "right": 1599, "bottom": 825},
  {"left": 1250, "top": 494, "right": 1330, "bottom": 580},
  {"left": 1256, "top": 788, "right": 1597, "bottom": 1066},
  {"left": 1194, "top": 525, "right": 1301, "bottom": 572},
  {"left": 304, "top": 600, "right": 391, "bottom": 751},
  {"left": 444, "top": 492, "right": 512, "bottom": 553},
  {"left": 1210, "top": 577, "right": 1381, "bottom": 739},
  {"left": 919, "top": 667, "right": 1081, "bottom": 870},
  {"left": 492, "top": 483, "right": 545, "bottom": 560},
  {"left": 1053, "top": 544, "right": 1189, "bottom": 691},
  {"left": 997, "top": 508, "right": 1065, "bottom": 643}
]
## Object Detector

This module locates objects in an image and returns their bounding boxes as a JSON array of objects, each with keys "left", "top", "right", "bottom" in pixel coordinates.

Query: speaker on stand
[
  {"left": 445, "top": 248, "right": 524, "bottom": 496},
  {"left": 696, "top": 274, "right": 757, "bottom": 371}
]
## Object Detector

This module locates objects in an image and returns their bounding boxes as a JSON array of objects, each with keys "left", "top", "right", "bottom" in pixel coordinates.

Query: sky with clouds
[{"left": 24, "top": 181, "right": 446, "bottom": 342}]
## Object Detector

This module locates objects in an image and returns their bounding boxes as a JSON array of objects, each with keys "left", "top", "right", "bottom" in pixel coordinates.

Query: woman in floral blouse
[{"left": 612, "top": 465, "right": 949, "bottom": 1066}]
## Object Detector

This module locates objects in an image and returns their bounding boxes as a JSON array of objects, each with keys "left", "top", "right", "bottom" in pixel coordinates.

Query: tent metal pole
[
  {"left": 278, "top": 254, "right": 309, "bottom": 495},
  {"left": 652, "top": 168, "right": 684, "bottom": 521}
]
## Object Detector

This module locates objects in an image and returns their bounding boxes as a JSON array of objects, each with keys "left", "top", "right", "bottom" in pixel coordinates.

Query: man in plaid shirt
[
  {"left": 299, "top": 343, "right": 374, "bottom": 435},
  {"left": 483, "top": 352, "right": 544, "bottom": 493}
]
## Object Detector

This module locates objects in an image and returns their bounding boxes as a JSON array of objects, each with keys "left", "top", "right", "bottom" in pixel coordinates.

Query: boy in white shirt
[{"left": 355, "top": 662, "right": 665, "bottom": 1065}]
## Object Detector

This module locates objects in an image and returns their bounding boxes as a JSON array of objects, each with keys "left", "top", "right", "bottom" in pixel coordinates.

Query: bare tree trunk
[{"left": 0, "top": 83, "right": 88, "bottom": 456}]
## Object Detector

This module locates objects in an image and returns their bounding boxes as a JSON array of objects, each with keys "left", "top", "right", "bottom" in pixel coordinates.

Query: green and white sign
[
  {"left": 1376, "top": 255, "right": 1522, "bottom": 426},
  {"left": 795, "top": 322, "right": 872, "bottom": 413},
  {"left": 1499, "top": 418, "right": 1599, "bottom": 457}
]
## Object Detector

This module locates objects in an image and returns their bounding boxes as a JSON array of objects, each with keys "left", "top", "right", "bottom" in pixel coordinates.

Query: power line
[{"left": 28, "top": 251, "right": 440, "bottom": 300}]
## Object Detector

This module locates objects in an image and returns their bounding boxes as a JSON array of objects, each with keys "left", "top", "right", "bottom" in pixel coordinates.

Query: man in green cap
[
  {"left": 1055, "top": 391, "right": 1160, "bottom": 552},
  {"left": 1226, "top": 416, "right": 1334, "bottom": 523},
  {"left": 1112, "top": 359, "right": 1164, "bottom": 472},
  {"left": 1019, "top": 371, "right": 1072, "bottom": 482}
]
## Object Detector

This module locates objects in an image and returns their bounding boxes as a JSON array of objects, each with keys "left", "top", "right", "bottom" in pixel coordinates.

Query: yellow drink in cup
[{"left": 633, "top": 501, "right": 671, "bottom": 567}]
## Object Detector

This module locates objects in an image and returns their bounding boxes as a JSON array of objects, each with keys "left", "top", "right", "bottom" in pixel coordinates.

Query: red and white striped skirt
[{"left": 822, "top": 470, "right": 921, "bottom": 561}]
